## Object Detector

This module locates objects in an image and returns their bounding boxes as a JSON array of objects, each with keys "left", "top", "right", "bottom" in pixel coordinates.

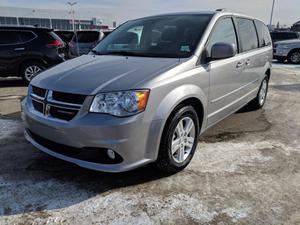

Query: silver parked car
[
  {"left": 22, "top": 10, "right": 272, "bottom": 173},
  {"left": 273, "top": 39, "right": 300, "bottom": 64}
]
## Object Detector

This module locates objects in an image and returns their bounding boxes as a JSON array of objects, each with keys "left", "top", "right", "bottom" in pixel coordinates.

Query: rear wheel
[
  {"left": 248, "top": 76, "right": 269, "bottom": 111},
  {"left": 155, "top": 105, "right": 199, "bottom": 173},
  {"left": 21, "top": 61, "right": 44, "bottom": 84},
  {"left": 288, "top": 50, "right": 300, "bottom": 64}
]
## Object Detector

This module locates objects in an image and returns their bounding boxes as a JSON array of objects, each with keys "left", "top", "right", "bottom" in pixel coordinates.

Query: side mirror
[{"left": 210, "top": 42, "right": 237, "bottom": 60}]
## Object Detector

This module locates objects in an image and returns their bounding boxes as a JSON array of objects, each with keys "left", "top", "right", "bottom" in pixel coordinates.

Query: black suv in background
[
  {"left": 270, "top": 31, "right": 300, "bottom": 43},
  {"left": 0, "top": 26, "right": 65, "bottom": 83}
]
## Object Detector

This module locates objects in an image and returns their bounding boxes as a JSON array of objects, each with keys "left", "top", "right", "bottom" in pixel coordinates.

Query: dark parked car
[
  {"left": 270, "top": 31, "right": 300, "bottom": 43},
  {"left": 54, "top": 30, "right": 74, "bottom": 59},
  {"left": 69, "top": 30, "right": 104, "bottom": 57},
  {"left": 0, "top": 26, "right": 65, "bottom": 83}
]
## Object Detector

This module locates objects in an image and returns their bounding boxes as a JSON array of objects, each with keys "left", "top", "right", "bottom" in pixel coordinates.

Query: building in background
[{"left": 0, "top": 6, "right": 117, "bottom": 30}]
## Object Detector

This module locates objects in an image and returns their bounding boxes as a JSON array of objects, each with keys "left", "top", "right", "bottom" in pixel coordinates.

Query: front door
[{"left": 205, "top": 17, "right": 245, "bottom": 127}]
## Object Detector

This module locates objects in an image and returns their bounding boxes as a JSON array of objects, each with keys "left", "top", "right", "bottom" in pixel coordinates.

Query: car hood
[
  {"left": 31, "top": 55, "right": 181, "bottom": 95},
  {"left": 275, "top": 39, "right": 300, "bottom": 45}
]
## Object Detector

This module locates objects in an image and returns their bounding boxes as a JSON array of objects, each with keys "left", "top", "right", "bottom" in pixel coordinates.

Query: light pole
[
  {"left": 269, "top": 0, "right": 276, "bottom": 27},
  {"left": 68, "top": 2, "right": 77, "bottom": 31}
]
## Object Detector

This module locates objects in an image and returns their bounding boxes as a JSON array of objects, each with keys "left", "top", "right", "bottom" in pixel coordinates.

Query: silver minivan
[{"left": 22, "top": 10, "right": 272, "bottom": 173}]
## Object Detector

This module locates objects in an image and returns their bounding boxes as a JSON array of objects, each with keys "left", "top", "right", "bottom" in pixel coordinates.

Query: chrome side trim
[
  {"left": 211, "top": 78, "right": 260, "bottom": 103},
  {"left": 208, "top": 87, "right": 258, "bottom": 119}
]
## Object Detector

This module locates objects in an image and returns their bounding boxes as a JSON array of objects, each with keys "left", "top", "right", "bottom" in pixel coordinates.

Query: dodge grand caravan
[{"left": 22, "top": 11, "right": 272, "bottom": 173}]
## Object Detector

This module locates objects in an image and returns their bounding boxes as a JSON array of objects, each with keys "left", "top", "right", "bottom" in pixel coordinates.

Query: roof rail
[{"left": 215, "top": 8, "right": 227, "bottom": 12}]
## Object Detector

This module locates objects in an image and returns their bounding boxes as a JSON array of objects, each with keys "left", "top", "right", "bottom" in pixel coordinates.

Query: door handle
[
  {"left": 14, "top": 47, "right": 25, "bottom": 51},
  {"left": 245, "top": 59, "right": 251, "bottom": 66},
  {"left": 236, "top": 62, "right": 243, "bottom": 69}
]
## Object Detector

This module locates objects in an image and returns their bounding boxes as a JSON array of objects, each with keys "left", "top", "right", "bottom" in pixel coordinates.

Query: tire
[
  {"left": 20, "top": 61, "right": 45, "bottom": 84},
  {"left": 288, "top": 50, "right": 300, "bottom": 64},
  {"left": 248, "top": 76, "right": 269, "bottom": 111},
  {"left": 155, "top": 105, "right": 200, "bottom": 174}
]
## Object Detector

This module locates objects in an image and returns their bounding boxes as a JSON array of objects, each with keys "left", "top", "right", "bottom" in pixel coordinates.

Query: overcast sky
[{"left": 0, "top": 0, "right": 299, "bottom": 26}]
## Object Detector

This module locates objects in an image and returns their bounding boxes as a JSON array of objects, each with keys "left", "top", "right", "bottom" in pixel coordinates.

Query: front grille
[
  {"left": 27, "top": 129, "right": 123, "bottom": 164},
  {"left": 52, "top": 91, "right": 86, "bottom": 105},
  {"left": 49, "top": 105, "right": 79, "bottom": 121},
  {"left": 32, "top": 86, "right": 47, "bottom": 98},
  {"left": 30, "top": 86, "right": 86, "bottom": 121},
  {"left": 32, "top": 100, "right": 44, "bottom": 114}
]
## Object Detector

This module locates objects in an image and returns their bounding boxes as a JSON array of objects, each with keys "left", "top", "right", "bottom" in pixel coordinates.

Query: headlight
[{"left": 90, "top": 90, "right": 150, "bottom": 117}]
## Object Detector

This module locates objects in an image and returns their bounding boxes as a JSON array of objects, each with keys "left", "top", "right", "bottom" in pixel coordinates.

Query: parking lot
[{"left": 0, "top": 63, "right": 299, "bottom": 224}]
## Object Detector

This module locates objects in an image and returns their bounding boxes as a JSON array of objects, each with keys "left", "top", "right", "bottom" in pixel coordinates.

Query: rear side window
[
  {"left": 255, "top": 21, "right": 271, "bottom": 47},
  {"left": 236, "top": 18, "right": 258, "bottom": 52},
  {"left": 0, "top": 31, "right": 21, "bottom": 45},
  {"left": 206, "top": 17, "right": 238, "bottom": 55},
  {"left": 19, "top": 31, "right": 36, "bottom": 42},
  {"left": 55, "top": 31, "right": 74, "bottom": 42},
  {"left": 75, "top": 32, "right": 99, "bottom": 43},
  {"left": 49, "top": 31, "right": 63, "bottom": 42},
  {"left": 271, "top": 32, "right": 298, "bottom": 40}
]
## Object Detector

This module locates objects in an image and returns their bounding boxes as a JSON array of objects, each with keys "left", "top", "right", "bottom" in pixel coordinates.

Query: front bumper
[{"left": 22, "top": 98, "right": 155, "bottom": 172}]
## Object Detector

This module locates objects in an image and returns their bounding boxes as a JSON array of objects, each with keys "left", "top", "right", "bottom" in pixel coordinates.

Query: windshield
[{"left": 93, "top": 14, "right": 212, "bottom": 58}]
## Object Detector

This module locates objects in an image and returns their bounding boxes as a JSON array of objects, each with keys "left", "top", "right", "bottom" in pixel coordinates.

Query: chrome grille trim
[
  {"left": 47, "top": 90, "right": 83, "bottom": 108},
  {"left": 29, "top": 87, "right": 85, "bottom": 121},
  {"left": 30, "top": 93, "right": 47, "bottom": 101}
]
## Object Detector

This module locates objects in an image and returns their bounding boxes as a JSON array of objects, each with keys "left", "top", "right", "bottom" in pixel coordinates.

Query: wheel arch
[
  {"left": 145, "top": 84, "right": 208, "bottom": 160},
  {"left": 265, "top": 68, "right": 271, "bottom": 81},
  {"left": 19, "top": 57, "right": 47, "bottom": 76},
  {"left": 288, "top": 48, "right": 300, "bottom": 56}
]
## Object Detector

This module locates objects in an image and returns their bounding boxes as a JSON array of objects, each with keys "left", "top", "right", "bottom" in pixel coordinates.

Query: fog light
[{"left": 107, "top": 149, "right": 116, "bottom": 159}]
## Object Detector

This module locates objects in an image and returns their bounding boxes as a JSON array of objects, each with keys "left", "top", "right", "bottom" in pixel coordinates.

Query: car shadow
[
  {"left": 0, "top": 78, "right": 26, "bottom": 88},
  {"left": 0, "top": 134, "right": 172, "bottom": 216}
]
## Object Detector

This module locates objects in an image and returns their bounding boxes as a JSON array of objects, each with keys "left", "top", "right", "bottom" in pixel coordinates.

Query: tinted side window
[
  {"left": 76, "top": 32, "right": 100, "bottom": 43},
  {"left": 0, "top": 31, "right": 21, "bottom": 45},
  {"left": 255, "top": 21, "right": 271, "bottom": 47},
  {"left": 237, "top": 18, "right": 258, "bottom": 52},
  {"left": 19, "top": 31, "right": 36, "bottom": 42},
  {"left": 285, "top": 33, "right": 298, "bottom": 39},
  {"left": 207, "top": 17, "right": 238, "bottom": 55}
]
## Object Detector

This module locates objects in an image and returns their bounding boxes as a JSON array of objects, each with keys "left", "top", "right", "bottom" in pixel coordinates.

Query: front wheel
[
  {"left": 288, "top": 50, "right": 300, "bottom": 64},
  {"left": 155, "top": 105, "right": 199, "bottom": 173}
]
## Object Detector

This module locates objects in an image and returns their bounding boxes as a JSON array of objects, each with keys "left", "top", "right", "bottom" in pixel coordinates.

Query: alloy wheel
[
  {"left": 24, "top": 65, "right": 42, "bottom": 82},
  {"left": 171, "top": 117, "right": 196, "bottom": 163},
  {"left": 259, "top": 79, "right": 268, "bottom": 106},
  {"left": 290, "top": 52, "right": 300, "bottom": 64}
]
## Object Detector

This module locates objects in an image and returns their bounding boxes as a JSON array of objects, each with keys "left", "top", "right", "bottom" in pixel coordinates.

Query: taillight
[{"left": 47, "top": 40, "right": 63, "bottom": 48}]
